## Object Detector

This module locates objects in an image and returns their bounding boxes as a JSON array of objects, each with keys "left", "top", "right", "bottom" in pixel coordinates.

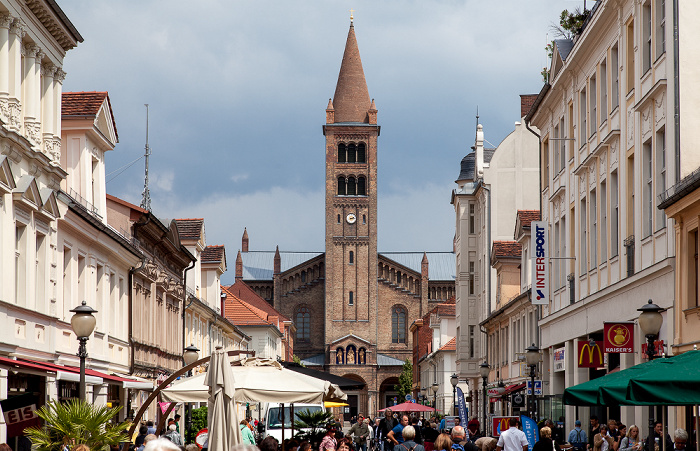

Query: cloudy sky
[{"left": 59, "top": 0, "right": 585, "bottom": 285}]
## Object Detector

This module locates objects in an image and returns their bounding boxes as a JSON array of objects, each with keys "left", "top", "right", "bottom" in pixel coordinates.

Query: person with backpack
[
  {"left": 399, "top": 426, "right": 426, "bottom": 451},
  {"left": 568, "top": 420, "right": 588, "bottom": 451}
]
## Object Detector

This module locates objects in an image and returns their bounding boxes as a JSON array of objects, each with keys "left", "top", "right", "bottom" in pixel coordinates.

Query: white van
[{"left": 264, "top": 403, "right": 325, "bottom": 442}]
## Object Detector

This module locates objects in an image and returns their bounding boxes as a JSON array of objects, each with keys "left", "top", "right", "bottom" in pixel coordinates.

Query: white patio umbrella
[{"left": 206, "top": 348, "right": 241, "bottom": 451}]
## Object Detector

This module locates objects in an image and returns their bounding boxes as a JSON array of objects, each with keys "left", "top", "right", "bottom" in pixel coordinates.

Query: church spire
[{"left": 332, "top": 21, "right": 371, "bottom": 123}]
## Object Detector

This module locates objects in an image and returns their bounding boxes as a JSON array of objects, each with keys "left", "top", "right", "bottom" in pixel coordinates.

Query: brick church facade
[{"left": 228, "top": 21, "right": 455, "bottom": 417}]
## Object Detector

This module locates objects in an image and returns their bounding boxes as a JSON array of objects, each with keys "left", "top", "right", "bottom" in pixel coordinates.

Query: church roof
[
  {"left": 332, "top": 23, "right": 371, "bottom": 123},
  {"left": 379, "top": 252, "right": 455, "bottom": 281},
  {"left": 240, "top": 251, "right": 324, "bottom": 280},
  {"left": 456, "top": 149, "right": 496, "bottom": 181},
  {"left": 376, "top": 353, "right": 405, "bottom": 366}
]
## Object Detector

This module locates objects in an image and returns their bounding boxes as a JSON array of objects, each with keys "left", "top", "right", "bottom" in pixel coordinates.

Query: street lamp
[
  {"left": 638, "top": 299, "right": 664, "bottom": 451},
  {"left": 450, "top": 373, "right": 459, "bottom": 416},
  {"left": 431, "top": 382, "right": 439, "bottom": 411},
  {"left": 183, "top": 344, "right": 200, "bottom": 438},
  {"left": 70, "top": 301, "right": 98, "bottom": 402},
  {"left": 479, "top": 362, "right": 490, "bottom": 436},
  {"left": 525, "top": 343, "right": 540, "bottom": 420}
]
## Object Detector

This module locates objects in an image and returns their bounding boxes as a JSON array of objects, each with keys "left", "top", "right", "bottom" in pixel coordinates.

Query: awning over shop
[
  {"left": 0, "top": 356, "right": 58, "bottom": 376},
  {"left": 56, "top": 371, "right": 103, "bottom": 385},
  {"left": 489, "top": 383, "right": 526, "bottom": 402}
]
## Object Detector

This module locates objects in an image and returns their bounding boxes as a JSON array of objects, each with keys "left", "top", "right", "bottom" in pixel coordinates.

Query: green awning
[
  {"left": 562, "top": 363, "right": 650, "bottom": 406},
  {"left": 626, "top": 350, "right": 700, "bottom": 405}
]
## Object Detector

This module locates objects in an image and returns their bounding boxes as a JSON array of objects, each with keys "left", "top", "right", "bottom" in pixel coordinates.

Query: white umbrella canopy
[
  {"left": 206, "top": 348, "right": 241, "bottom": 451},
  {"left": 162, "top": 357, "right": 347, "bottom": 404}
]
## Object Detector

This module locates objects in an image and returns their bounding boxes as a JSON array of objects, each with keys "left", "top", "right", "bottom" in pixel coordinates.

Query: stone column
[
  {"left": 29, "top": 48, "right": 43, "bottom": 147},
  {"left": 52, "top": 68, "right": 65, "bottom": 163},
  {"left": 8, "top": 19, "right": 23, "bottom": 132},
  {"left": 0, "top": 14, "right": 12, "bottom": 124},
  {"left": 41, "top": 63, "right": 56, "bottom": 158},
  {"left": 22, "top": 43, "right": 38, "bottom": 142}
]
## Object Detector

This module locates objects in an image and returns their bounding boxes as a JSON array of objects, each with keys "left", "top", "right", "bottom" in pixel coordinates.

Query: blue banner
[
  {"left": 520, "top": 415, "right": 539, "bottom": 451},
  {"left": 456, "top": 387, "right": 468, "bottom": 426}
]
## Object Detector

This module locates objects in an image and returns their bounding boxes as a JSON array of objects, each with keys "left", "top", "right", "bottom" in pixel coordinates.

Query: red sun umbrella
[{"left": 378, "top": 402, "right": 435, "bottom": 412}]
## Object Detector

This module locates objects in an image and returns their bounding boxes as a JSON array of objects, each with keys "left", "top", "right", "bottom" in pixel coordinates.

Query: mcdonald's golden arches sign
[{"left": 577, "top": 340, "right": 604, "bottom": 368}]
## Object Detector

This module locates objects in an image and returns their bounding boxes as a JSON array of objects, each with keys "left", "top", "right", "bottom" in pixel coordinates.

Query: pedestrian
[
  {"left": 398, "top": 426, "right": 426, "bottom": 451},
  {"left": 475, "top": 437, "right": 497, "bottom": 451},
  {"left": 163, "top": 424, "right": 183, "bottom": 446},
  {"left": 321, "top": 423, "right": 339, "bottom": 451},
  {"left": 144, "top": 439, "right": 180, "bottom": 451},
  {"left": 594, "top": 425, "right": 614, "bottom": 451},
  {"left": 533, "top": 427, "right": 555, "bottom": 451},
  {"left": 644, "top": 422, "right": 672, "bottom": 451},
  {"left": 568, "top": 420, "right": 588, "bottom": 451},
  {"left": 412, "top": 417, "right": 424, "bottom": 445},
  {"left": 147, "top": 421, "right": 157, "bottom": 435},
  {"left": 135, "top": 425, "right": 149, "bottom": 448},
  {"left": 139, "top": 434, "right": 158, "bottom": 451},
  {"left": 589, "top": 417, "right": 601, "bottom": 451},
  {"left": 240, "top": 420, "right": 256, "bottom": 445},
  {"left": 620, "top": 425, "right": 642, "bottom": 451},
  {"left": 388, "top": 415, "right": 410, "bottom": 447},
  {"left": 349, "top": 415, "right": 370, "bottom": 451},
  {"left": 338, "top": 438, "right": 353, "bottom": 451},
  {"left": 261, "top": 437, "right": 280, "bottom": 451},
  {"left": 495, "top": 418, "right": 528, "bottom": 451},
  {"left": 613, "top": 425, "right": 627, "bottom": 451},
  {"left": 174, "top": 415, "right": 181, "bottom": 434},
  {"left": 380, "top": 410, "right": 399, "bottom": 451},
  {"left": 300, "top": 442, "right": 312, "bottom": 451},
  {"left": 467, "top": 419, "right": 481, "bottom": 441},
  {"left": 673, "top": 429, "right": 688, "bottom": 451},
  {"left": 608, "top": 421, "right": 619, "bottom": 441},
  {"left": 434, "top": 434, "right": 453, "bottom": 451},
  {"left": 423, "top": 423, "right": 440, "bottom": 451},
  {"left": 451, "top": 426, "right": 477, "bottom": 451}
]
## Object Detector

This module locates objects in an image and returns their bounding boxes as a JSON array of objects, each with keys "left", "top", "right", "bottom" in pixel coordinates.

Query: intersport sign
[{"left": 531, "top": 221, "right": 549, "bottom": 305}]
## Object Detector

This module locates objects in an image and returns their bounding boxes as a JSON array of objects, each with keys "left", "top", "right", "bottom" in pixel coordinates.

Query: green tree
[
  {"left": 186, "top": 406, "right": 208, "bottom": 444},
  {"left": 293, "top": 408, "right": 334, "bottom": 449},
  {"left": 25, "top": 399, "right": 128, "bottom": 451},
  {"left": 292, "top": 355, "right": 306, "bottom": 367},
  {"left": 394, "top": 359, "right": 413, "bottom": 399}
]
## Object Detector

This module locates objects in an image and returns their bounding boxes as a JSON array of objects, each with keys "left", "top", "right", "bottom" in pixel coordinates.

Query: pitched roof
[
  {"left": 492, "top": 240, "right": 522, "bottom": 259},
  {"left": 555, "top": 39, "right": 574, "bottom": 61},
  {"left": 201, "top": 245, "right": 226, "bottom": 265},
  {"left": 175, "top": 219, "right": 204, "bottom": 240},
  {"left": 240, "top": 251, "right": 324, "bottom": 280},
  {"left": 332, "top": 23, "right": 371, "bottom": 123},
  {"left": 517, "top": 210, "right": 540, "bottom": 228},
  {"left": 221, "top": 288, "right": 281, "bottom": 329},
  {"left": 226, "top": 280, "right": 290, "bottom": 322},
  {"left": 62, "top": 92, "right": 118, "bottom": 141},
  {"left": 438, "top": 337, "right": 456, "bottom": 352},
  {"left": 380, "top": 252, "right": 455, "bottom": 281}
]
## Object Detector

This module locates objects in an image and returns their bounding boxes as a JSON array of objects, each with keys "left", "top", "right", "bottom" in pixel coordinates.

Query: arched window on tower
[
  {"left": 347, "top": 177, "right": 356, "bottom": 195},
  {"left": 338, "top": 143, "right": 347, "bottom": 163},
  {"left": 392, "top": 306, "right": 407, "bottom": 344},
  {"left": 347, "top": 143, "right": 357, "bottom": 163},
  {"left": 357, "top": 176, "right": 366, "bottom": 196},
  {"left": 295, "top": 306, "right": 310, "bottom": 343},
  {"left": 349, "top": 291, "right": 354, "bottom": 305},
  {"left": 357, "top": 143, "right": 366, "bottom": 163},
  {"left": 349, "top": 251, "right": 354, "bottom": 264},
  {"left": 337, "top": 176, "right": 346, "bottom": 195}
]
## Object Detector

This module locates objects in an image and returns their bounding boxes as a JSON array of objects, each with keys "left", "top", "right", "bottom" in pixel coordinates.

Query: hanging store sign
[
  {"left": 553, "top": 347, "right": 566, "bottom": 372},
  {"left": 604, "top": 322, "right": 634, "bottom": 353},
  {"left": 531, "top": 221, "right": 549, "bottom": 305},
  {"left": 577, "top": 340, "right": 604, "bottom": 368}
]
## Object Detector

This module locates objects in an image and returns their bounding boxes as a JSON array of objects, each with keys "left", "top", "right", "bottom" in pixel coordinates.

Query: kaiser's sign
[
  {"left": 604, "top": 322, "right": 634, "bottom": 353},
  {"left": 531, "top": 221, "right": 549, "bottom": 305}
]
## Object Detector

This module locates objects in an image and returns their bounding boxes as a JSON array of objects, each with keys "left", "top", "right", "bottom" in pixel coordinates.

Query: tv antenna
[{"left": 140, "top": 104, "right": 152, "bottom": 211}]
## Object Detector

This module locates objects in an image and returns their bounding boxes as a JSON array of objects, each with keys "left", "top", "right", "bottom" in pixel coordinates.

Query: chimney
[
  {"left": 242, "top": 228, "right": 249, "bottom": 253},
  {"left": 235, "top": 250, "right": 243, "bottom": 280},
  {"left": 520, "top": 94, "right": 539, "bottom": 119}
]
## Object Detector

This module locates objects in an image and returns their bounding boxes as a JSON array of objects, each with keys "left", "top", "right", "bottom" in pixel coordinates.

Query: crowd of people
[{"left": 563, "top": 416, "right": 687, "bottom": 451}]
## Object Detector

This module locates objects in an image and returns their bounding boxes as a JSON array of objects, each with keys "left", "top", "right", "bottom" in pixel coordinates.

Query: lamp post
[
  {"left": 638, "top": 299, "right": 664, "bottom": 451},
  {"left": 496, "top": 380, "right": 506, "bottom": 416},
  {"left": 525, "top": 343, "right": 540, "bottom": 420},
  {"left": 450, "top": 373, "right": 459, "bottom": 416},
  {"left": 479, "top": 362, "right": 490, "bottom": 436},
  {"left": 182, "top": 344, "right": 199, "bottom": 439},
  {"left": 432, "top": 382, "right": 439, "bottom": 412},
  {"left": 70, "top": 301, "right": 98, "bottom": 402}
]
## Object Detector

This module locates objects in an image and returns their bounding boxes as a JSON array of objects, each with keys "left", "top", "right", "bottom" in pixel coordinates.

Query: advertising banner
[
  {"left": 577, "top": 340, "right": 604, "bottom": 368},
  {"left": 553, "top": 347, "right": 566, "bottom": 372},
  {"left": 456, "top": 387, "right": 468, "bottom": 426},
  {"left": 492, "top": 416, "right": 519, "bottom": 436},
  {"left": 604, "top": 322, "right": 634, "bottom": 353},
  {"left": 520, "top": 415, "right": 540, "bottom": 451},
  {"left": 531, "top": 221, "right": 549, "bottom": 305}
]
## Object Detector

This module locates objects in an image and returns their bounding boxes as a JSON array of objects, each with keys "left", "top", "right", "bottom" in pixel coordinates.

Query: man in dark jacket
[{"left": 380, "top": 409, "right": 398, "bottom": 451}]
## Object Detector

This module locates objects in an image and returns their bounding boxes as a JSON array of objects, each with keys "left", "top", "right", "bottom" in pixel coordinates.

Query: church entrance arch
[
  {"left": 379, "top": 377, "right": 400, "bottom": 410},
  {"left": 340, "top": 373, "right": 368, "bottom": 422}
]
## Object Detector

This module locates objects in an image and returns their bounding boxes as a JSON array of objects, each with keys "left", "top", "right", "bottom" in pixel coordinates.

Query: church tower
[{"left": 323, "top": 20, "right": 380, "bottom": 357}]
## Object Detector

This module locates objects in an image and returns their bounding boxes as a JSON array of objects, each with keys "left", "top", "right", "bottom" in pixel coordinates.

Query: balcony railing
[{"left": 68, "top": 188, "right": 102, "bottom": 220}]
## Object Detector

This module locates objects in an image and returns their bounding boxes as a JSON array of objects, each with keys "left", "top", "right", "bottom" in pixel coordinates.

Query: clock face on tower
[{"left": 346, "top": 213, "right": 357, "bottom": 224}]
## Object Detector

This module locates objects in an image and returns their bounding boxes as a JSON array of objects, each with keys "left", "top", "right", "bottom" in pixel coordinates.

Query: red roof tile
[
  {"left": 201, "top": 245, "right": 226, "bottom": 266},
  {"left": 175, "top": 219, "right": 204, "bottom": 240},
  {"left": 226, "top": 281, "right": 290, "bottom": 322},
  {"left": 492, "top": 240, "right": 522, "bottom": 259},
  {"left": 62, "top": 92, "right": 118, "bottom": 141},
  {"left": 438, "top": 337, "right": 456, "bottom": 352},
  {"left": 516, "top": 210, "right": 541, "bottom": 229}
]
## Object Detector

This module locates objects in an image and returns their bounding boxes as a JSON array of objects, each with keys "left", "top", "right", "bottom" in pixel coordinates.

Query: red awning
[
  {"left": 9, "top": 357, "right": 145, "bottom": 386},
  {"left": 489, "top": 382, "right": 526, "bottom": 402},
  {"left": 0, "top": 356, "right": 58, "bottom": 375}
]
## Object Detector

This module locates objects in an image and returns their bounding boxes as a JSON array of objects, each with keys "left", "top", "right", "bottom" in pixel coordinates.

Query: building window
[
  {"left": 362, "top": 214, "right": 366, "bottom": 224},
  {"left": 601, "top": 181, "right": 608, "bottom": 262},
  {"left": 469, "top": 203, "right": 475, "bottom": 234},
  {"left": 391, "top": 306, "right": 407, "bottom": 344},
  {"left": 611, "top": 170, "right": 619, "bottom": 257},
  {"left": 15, "top": 224, "right": 27, "bottom": 306},
  {"left": 347, "top": 177, "right": 356, "bottom": 195},
  {"left": 349, "top": 251, "right": 354, "bottom": 264},
  {"left": 579, "top": 89, "right": 587, "bottom": 147},
  {"left": 337, "top": 213, "right": 341, "bottom": 223},
  {"left": 580, "top": 198, "right": 587, "bottom": 272},
  {"left": 357, "top": 143, "right": 366, "bottom": 163},
  {"left": 469, "top": 261, "right": 475, "bottom": 295},
  {"left": 561, "top": 216, "right": 567, "bottom": 288},
  {"left": 338, "top": 176, "right": 346, "bottom": 195},
  {"left": 600, "top": 60, "right": 607, "bottom": 120},
  {"left": 338, "top": 144, "right": 346, "bottom": 163},
  {"left": 656, "top": 0, "right": 666, "bottom": 58},
  {"left": 469, "top": 325, "right": 475, "bottom": 358},
  {"left": 554, "top": 221, "right": 560, "bottom": 288},
  {"left": 643, "top": 140, "right": 653, "bottom": 237},
  {"left": 690, "top": 229, "right": 698, "bottom": 309},
  {"left": 590, "top": 189, "right": 597, "bottom": 269},
  {"left": 347, "top": 144, "right": 357, "bottom": 163},
  {"left": 338, "top": 142, "right": 366, "bottom": 163},
  {"left": 643, "top": 2, "right": 652, "bottom": 73},
  {"left": 553, "top": 124, "right": 560, "bottom": 175},
  {"left": 611, "top": 44, "right": 619, "bottom": 110},
  {"left": 543, "top": 138, "right": 550, "bottom": 187},
  {"left": 357, "top": 176, "right": 366, "bottom": 196},
  {"left": 656, "top": 129, "right": 666, "bottom": 230},
  {"left": 348, "top": 291, "right": 354, "bottom": 305},
  {"left": 35, "top": 232, "right": 47, "bottom": 311},
  {"left": 626, "top": 21, "right": 635, "bottom": 93},
  {"left": 589, "top": 75, "right": 597, "bottom": 136}
]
